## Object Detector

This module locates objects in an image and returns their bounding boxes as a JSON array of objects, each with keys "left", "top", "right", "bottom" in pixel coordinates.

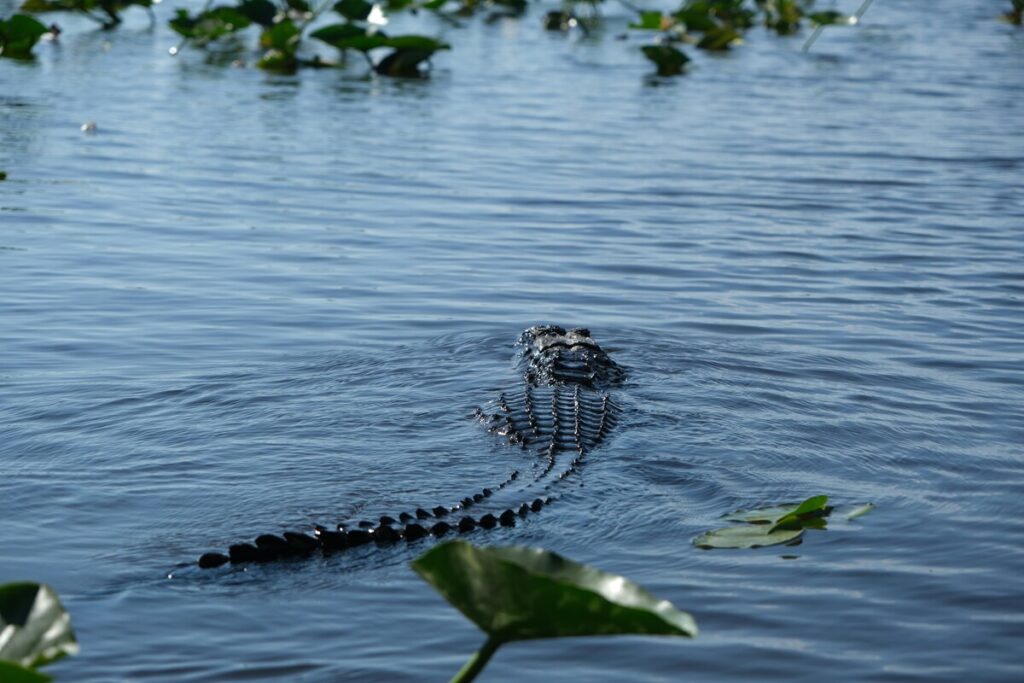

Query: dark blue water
[{"left": 2, "top": 1, "right": 1023, "bottom": 680}]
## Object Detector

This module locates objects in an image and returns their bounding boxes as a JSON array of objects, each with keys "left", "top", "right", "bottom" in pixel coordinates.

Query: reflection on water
[{"left": 1, "top": 1, "right": 1022, "bottom": 681}]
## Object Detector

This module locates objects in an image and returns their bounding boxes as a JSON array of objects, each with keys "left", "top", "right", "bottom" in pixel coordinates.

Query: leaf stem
[{"left": 449, "top": 636, "right": 502, "bottom": 683}]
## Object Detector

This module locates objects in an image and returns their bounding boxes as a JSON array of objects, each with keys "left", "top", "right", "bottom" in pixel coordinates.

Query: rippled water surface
[{"left": 2, "top": 1, "right": 1023, "bottom": 681}]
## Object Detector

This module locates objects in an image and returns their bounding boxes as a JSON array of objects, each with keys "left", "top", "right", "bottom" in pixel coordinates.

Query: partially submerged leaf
[
  {"left": 312, "top": 23, "right": 387, "bottom": 52},
  {"left": 844, "top": 503, "right": 875, "bottom": 521},
  {"left": 700, "top": 496, "right": 847, "bottom": 550},
  {"left": 808, "top": 11, "right": 853, "bottom": 27},
  {"left": 770, "top": 495, "right": 829, "bottom": 532},
  {"left": 629, "top": 11, "right": 669, "bottom": 31},
  {"left": 0, "top": 661, "right": 50, "bottom": 683},
  {"left": 694, "top": 524, "right": 804, "bottom": 549},
  {"left": 412, "top": 540, "right": 697, "bottom": 642},
  {"left": 641, "top": 44, "right": 689, "bottom": 77},
  {"left": 0, "top": 13, "right": 48, "bottom": 59},
  {"left": 0, "top": 582, "right": 78, "bottom": 669},
  {"left": 697, "top": 26, "right": 741, "bottom": 51}
]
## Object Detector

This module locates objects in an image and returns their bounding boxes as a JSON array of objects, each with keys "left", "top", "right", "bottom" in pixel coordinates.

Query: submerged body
[{"left": 197, "top": 325, "right": 623, "bottom": 568}]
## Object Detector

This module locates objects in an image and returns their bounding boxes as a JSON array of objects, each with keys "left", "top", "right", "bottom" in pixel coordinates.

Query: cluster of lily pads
[{"left": 4, "top": 0, "right": 1022, "bottom": 74}]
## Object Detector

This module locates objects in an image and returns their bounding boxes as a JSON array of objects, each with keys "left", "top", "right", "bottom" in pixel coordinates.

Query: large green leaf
[
  {"left": 334, "top": 0, "right": 373, "bottom": 21},
  {"left": 237, "top": 0, "right": 277, "bottom": 26},
  {"left": 0, "top": 661, "right": 51, "bottom": 683},
  {"left": 412, "top": 541, "right": 697, "bottom": 642},
  {"left": 0, "top": 14, "right": 48, "bottom": 59},
  {"left": 0, "top": 583, "right": 78, "bottom": 670},
  {"left": 769, "top": 495, "right": 829, "bottom": 532},
  {"left": 383, "top": 35, "right": 449, "bottom": 51},
  {"left": 259, "top": 18, "right": 300, "bottom": 51},
  {"left": 641, "top": 44, "right": 689, "bottom": 77}
]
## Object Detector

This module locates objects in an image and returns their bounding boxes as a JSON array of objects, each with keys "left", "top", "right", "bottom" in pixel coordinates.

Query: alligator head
[{"left": 518, "top": 325, "right": 625, "bottom": 389}]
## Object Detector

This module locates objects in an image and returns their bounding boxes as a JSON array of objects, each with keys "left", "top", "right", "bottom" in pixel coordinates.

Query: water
[{"left": 2, "top": 1, "right": 1022, "bottom": 680}]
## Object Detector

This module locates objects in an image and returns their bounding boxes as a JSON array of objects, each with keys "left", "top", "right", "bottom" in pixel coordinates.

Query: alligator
[{"left": 196, "top": 325, "right": 624, "bottom": 569}]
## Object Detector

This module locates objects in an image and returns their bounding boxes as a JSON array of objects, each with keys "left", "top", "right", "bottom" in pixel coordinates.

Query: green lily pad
[
  {"left": 629, "top": 11, "right": 668, "bottom": 31},
  {"left": 412, "top": 540, "right": 697, "bottom": 642},
  {"left": 237, "top": 0, "right": 277, "bottom": 27},
  {"left": 770, "top": 495, "right": 829, "bottom": 532},
  {"left": 312, "top": 23, "right": 388, "bottom": 52},
  {"left": 699, "top": 496, "right": 841, "bottom": 549},
  {"left": 0, "top": 582, "right": 78, "bottom": 670},
  {"left": 808, "top": 11, "right": 853, "bottom": 27},
  {"left": 0, "top": 13, "right": 48, "bottom": 59},
  {"left": 641, "top": 44, "right": 689, "bottom": 77},
  {"left": 694, "top": 524, "right": 804, "bottom": 549},
  {"left": 334, "top": 0, "right": 373, "bottom": 21}
]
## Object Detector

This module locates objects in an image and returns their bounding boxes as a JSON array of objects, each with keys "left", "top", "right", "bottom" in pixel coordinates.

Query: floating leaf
[
  {"left": 259, "top": 18, "right": 300, "bottom": 51},
  {"left": 412, "top": 540, "right": 697, "bottom": 642},
  {"left": 770, "top": 495, "right": 829, "bottom": 532},
  {"left": 629, "top": 11, "right": 669, "bottom": 31},
  {"left": 311, "top": 21, "right": 367, "bottom": 46},
  {"left": 0, "top": 582, "right": 78, "bottom": 670},
  {"left": 383, "top": 34, "right": 448, "bottom": 51},
  {"left": 641, "top": 44, "right": 689, "bottom": 77},
  {"left": 843, "top": 503, "right": 875, "bottom": 521},
  {"left": 334, "top": 0, "right": 373, "bottom": 21},
  {"left": 699, "top": 495, "right": 846, "bottom": 550},
  {"left": 0, "top": 13, "right": 48, "bottom": 59},
  {"left": 722, "top": 504, "right": 798, "bottom": 524},
  {"left": 312, "top": 23, "right": 388, "bottom": 52},
  {"left": 697, "top": 25, "right": 741, "bottom": 51},
  {"left": 694, "top": 524, "right": 804, "bottom": 549},
  {"left": 375, "top": 46, "right": 436, "bottom": 77},
  {"left": 808, "top": 11, "right": 853, "bottom": 27},
  {"left": 237, "top": 0, "right": 277, "bottom": 26},
  {"left": 169, "top": 7, "right": 252, "bottom": 42}
]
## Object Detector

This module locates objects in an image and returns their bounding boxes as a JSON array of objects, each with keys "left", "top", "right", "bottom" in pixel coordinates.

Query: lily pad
[
  {"left": 770, "top": 494, "right": 829, "bottom": 532},
  {"left": 641, "top": 44, "right": 689, "bottom": 77},
  {"left": 694, "top": 524, "right": 804, "bottom": 549},
  {"left": 0, "top": 13, "right": 48, "bottom": 59},
  {"left": 0, "top": 582, "right": 78, "bottom": 670},
  {"left": 412, "top": 540, "right": 697, "bottom": 642},
  {"left": 698, "top": 496, "right": 839, "bottom": 550}
]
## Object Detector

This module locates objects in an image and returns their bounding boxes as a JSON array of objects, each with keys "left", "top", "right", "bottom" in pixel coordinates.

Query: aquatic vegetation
[
  {"left": 2, "top": 0, "right": 885, "bottom": 77},
  {"left": 694, "top": 495, "right": 873, "bottom": 549},
  {"left": 0, "top": 582, "right": 78, "bottom": 683},
  {"left": 0, "top": 13, "right": 49, "bottom": 58},
  {"left": 19, "top": 0, "right": 155, "bottom": 30},
  {"left": 631, "top": 0, "right": 865, "bottom": 76},
  {"left": 412, "top": 540, "right": 697, "bottom": 683},
  {"left": 169, "top": 0, "right": 449, "bottom": 75}
]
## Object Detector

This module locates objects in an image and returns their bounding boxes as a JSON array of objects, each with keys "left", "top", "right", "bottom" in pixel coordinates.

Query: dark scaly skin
[{"left": 196, "top": 325, "right": 623, "bottom": 569}]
